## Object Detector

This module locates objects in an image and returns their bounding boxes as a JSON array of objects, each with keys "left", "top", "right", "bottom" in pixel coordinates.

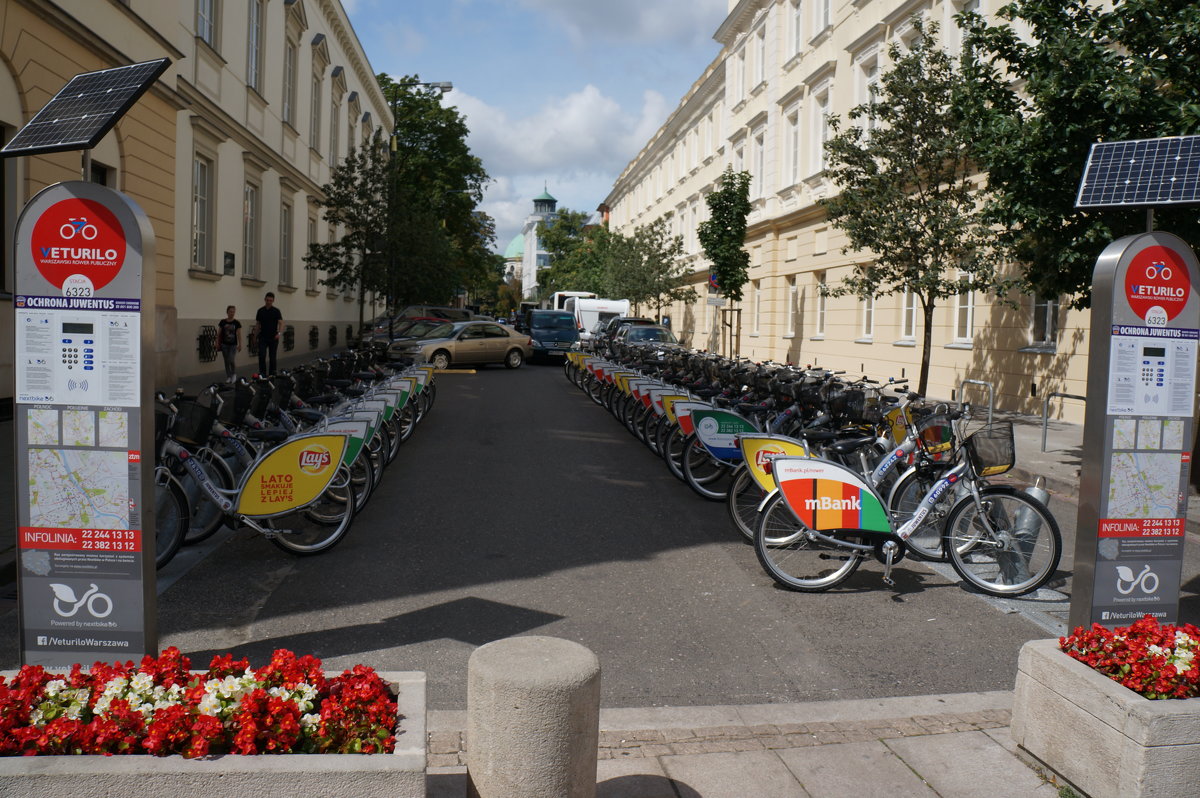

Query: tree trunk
[{"left": 919, "top": 301, "right": 935, "bottom": 397}]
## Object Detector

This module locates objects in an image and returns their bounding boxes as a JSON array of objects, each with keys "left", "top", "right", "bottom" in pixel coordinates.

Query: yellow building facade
[
  {"left": 0, "top": 0, "right": 389, "bottom": 398},
  {"left": 603, "top": 0, "right": 1090, "bottom": 422}
]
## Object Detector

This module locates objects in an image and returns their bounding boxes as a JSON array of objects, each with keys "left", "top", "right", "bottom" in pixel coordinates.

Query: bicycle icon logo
[
  {"left": 1115, "top": 564, "right": 1159, "bottom": 596},
  {"left": 1145, "top": 262, "right": 1173, "bottom": 281},
  {"left": 49, "top": 583, "right": 113, "bottom": 618},
  {"left": 59, "top": 217, "right": 98, "bottom": 241}
]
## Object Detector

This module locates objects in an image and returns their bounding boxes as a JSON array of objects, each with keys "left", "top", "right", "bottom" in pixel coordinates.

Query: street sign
[
  {"left": 706, "top": 296, "right": 726, "bottom": 307},
  {"left": 1070, "top": 232, "right": 1200, "bottom": 629},
  {"left": 13, "top": 181, "right": 157, "bottom": 667}
]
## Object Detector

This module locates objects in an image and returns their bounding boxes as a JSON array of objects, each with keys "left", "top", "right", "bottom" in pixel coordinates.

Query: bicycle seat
[
  {"left": 826, "top": 434, "right": 880, "bottom": 455},
  {"left": 292, "top": 408, "right": 328, "bottom": 424},
  {"left": 694, "top": 388, "right": 720, "bottom": 398},
  {"left": 304, "top": 393, "right": 340, "bottom": 407},
  {"left": 343, "top": 386, "right": 367, "bottom": 398},
  {"left": 246, "top": 428, "right": 290, "bottom": 443}
]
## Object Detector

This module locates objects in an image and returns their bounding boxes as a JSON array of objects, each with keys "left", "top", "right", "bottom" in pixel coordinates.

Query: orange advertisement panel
[{"left": 236, "top": 434, "right": 347, "bottom": 517}]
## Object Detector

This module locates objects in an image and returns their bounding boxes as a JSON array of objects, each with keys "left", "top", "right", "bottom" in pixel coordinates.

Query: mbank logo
[
  {"left": 804, "top": 495, "right": 861, "bottom": 511},
  {"left": 298, "top": 446, "right": 333, "bottom": 474}
]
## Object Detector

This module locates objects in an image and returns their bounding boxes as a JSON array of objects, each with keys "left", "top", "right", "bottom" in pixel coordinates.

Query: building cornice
[
  {"left": 315, "top": 0, "right": 391, "bottom": 127},
  {"left": 714, "top": 0, "right": 767, "bottom": 46}
]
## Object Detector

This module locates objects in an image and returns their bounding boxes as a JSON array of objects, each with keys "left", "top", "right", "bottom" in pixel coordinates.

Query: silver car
[{"left": 388, "top": 321, "right": 532, "bottom": 370}]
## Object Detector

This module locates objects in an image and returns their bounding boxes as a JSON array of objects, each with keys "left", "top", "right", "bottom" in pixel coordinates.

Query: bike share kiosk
[
  {"left": 3, "top": 59, "right": 168, "bottom": 666},
  {"left": 1070, "top": 136, "right": 1200, "bottom": 629}
]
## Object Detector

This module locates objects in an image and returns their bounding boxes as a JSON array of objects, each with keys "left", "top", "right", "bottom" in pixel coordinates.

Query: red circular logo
[
  {"left": 1124, "top": 245, "right": 1191, "bottom": 325},
  {"left": 30, "top": 198, "right": 126, "bottom": 292}
]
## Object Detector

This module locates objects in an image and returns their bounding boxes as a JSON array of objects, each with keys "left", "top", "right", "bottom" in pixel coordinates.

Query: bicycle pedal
[{"left": 882, "top": 575, "right": 895, "bottom": 587}]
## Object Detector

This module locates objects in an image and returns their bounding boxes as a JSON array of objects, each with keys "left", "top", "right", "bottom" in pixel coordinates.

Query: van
[
  {"left": 527, "top": 309, "right": 580, "bottom": 360},
  {"left": 564, "top": 297, "right": 631, "bottom": 349}
]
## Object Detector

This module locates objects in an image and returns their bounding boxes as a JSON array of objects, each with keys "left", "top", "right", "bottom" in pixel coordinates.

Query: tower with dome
[{"left": 512, "top": 187, "right": 557, "bottom": 299}]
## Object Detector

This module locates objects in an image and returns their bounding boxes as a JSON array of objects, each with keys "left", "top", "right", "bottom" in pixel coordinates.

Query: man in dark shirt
[{"left": 253, "top": 292, "right": 284, "bottom": 376}]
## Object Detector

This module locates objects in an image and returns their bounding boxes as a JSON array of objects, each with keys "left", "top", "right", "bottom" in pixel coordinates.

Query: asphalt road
[{"left": 2, "top": 359, "right": 1197, "bottom": 710}]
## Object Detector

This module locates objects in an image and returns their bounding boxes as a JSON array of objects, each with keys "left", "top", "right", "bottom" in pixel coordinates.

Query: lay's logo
[
  {"left": 298, "top": 446, "right": 333, "bottom": 474},
  {"left": 754, "top": 446, "right": 785, "bottom": 468}
]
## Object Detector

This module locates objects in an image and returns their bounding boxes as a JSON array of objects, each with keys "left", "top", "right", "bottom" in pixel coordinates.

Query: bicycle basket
[
  {"left": 171, "top": 399, "right": 218, "bottom": 446},
  {"left": 218, "top": 383, "right": 255, "bottom": 425},
  {"left": 964, "top": 422, "right": 1015, "bottom": 477},
  {"left": 829, "top": 388, "right": 866, "bottom": 422},
  {"left": 917, "top": 413, "right": 955, "bottom": 455}
]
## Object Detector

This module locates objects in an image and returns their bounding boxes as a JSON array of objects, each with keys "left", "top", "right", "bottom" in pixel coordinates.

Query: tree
[
  {"left": 698, "top": 166, "right": 752, "bottom": 301},
  {"left": 378, "top": 74, "right": 491, "bottom": 308},
  {"left": 535, "top": 209, "right": 598, "bottom": 296},
  {"left": 304, "top": 129, "right": 390, "bottom": 329},
  {"left": 610, "top": 218, "right": 697, "bottom": 317},
  {"left": 820, "top": 21, "right": 1004, "bottom": 395},
  {"left": 961, "top": 0, "right": 1200, "bottom": 308}
]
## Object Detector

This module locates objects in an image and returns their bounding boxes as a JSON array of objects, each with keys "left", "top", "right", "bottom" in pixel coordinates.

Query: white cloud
[{"left": 516, "top": 0, "right": 727, "bottom": 47}]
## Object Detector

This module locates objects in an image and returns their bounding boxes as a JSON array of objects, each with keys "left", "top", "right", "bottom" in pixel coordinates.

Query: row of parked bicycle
[
  {"left": 562, "top": 341, "right": 1062, "bottom": 598},
  {"left": 151, "top": 349, "right": 436, "bottom": 568}
]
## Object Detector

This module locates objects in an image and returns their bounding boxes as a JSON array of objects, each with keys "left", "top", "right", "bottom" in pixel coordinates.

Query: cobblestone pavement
[{"left": 426, "top": 709, "right": 1012, "bottom": 769}]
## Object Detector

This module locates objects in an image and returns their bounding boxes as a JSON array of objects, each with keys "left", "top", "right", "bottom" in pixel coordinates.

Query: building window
[
  {"left": 753, "top": 129, "right": 765, "bottom": 198},
  {"left": 736, "top": 47, "right": 746, "bottom": 99},
  {"left": 787, "top": 110, "right": 801, "bottom": 186},
  {"left": 754, "top": 28, "right": 766, "bottom": 86},
  {"left": 816, "top": 0, "right": 832, "bottom": 34},
  {"left": 753, "top": 280, "right": 762, "bottom": 334},
  {"left": 858, "top": 56, "right": 880, "bottom": 132},
  {"left": 901, "top": 287, "right": 917, "bottom": 339},
  {"left": 307, "top": 217, "right": 318, "bottom": 291},
  {"left": 955, "top": 285, "right": 975, "bottom": 341},
  {"left": 787, "top": 277, "right": 798, "bottom": 336},
  {"left": 862, "top": 295, "right": 875, "bottom": 338},
  {"left": 192, "top": 155, "right": 213, "bottom": 271},
  {"left": 791, "top": 0, "right": 804, "bottom": 55},
  {"left": 310, "top": 73, "right": 324, "bottom": 151},
  {"left": 247, "top": 0, "right": 264, "bottom": 90},
  {"left": 242, "top": 182, "right": 259, "bottom": 278},
  {"left": 815, "top": 271, "right": 826, "bottom": 336},
  {"left": 283, "top": 40, "right": 298, "bottom": 126},
  {"left": 812, "top": 92, "right": 830, "bottom": 174},
  {"left": 1032, "top": 294, "right": 1059, "bottom": 347},
  {"left": 280, "top": 202, "right": 293, "bottom": 286},
  {"left": 196, "top": 0, "right": 218, "bottom": 47},
  {"left": 330, "top": 100, "right": 340, "bottom": 161}
]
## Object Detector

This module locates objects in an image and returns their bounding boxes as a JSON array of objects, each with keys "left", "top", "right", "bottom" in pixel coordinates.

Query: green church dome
[{"left": 504, "top": 233, "right": 525, "bottom": 258}]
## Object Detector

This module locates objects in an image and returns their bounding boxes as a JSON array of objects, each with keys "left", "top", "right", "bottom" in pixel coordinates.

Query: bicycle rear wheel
[
  {"left": 754, "top": 494, "right": 863, "bottom": 591},
  {"left": 888, "top": 464, "right": 952, "bottom": 562},
  {"left": 943, "top": 486, "right": 1061, "bottom": 596},
  {"left": 182, "top": 450, "right": 235, "bottom": 544},
  {"left": 268, "top": 486, "right": 355, "bottom": 555}
]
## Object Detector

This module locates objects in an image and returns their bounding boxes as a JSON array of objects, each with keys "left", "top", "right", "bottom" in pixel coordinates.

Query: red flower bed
[
  {"left": 1060, "top": 614, "right": 1200, "bottom": 700},
  {"left": 0, "top": 648, "right": 398, "bottom": 757}
]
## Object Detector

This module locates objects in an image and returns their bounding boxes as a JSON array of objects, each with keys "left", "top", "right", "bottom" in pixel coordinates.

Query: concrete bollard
[{"left": 466, "top": 636, "right": 601, "bottom": 798}]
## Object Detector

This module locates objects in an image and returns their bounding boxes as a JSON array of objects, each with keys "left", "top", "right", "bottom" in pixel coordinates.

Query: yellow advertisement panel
[
  {"left": 236, "top": 434, "right": 347, "bottom": 517},
  {"left": 738, "top": 435, "right": 809, "bottom": 492}
]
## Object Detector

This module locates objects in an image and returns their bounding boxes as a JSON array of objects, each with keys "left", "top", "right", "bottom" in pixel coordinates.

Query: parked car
[
  {"left": 583, "top": 320, "right": 608, "bottom": 352},
  {"left": 595, "top": 316, "right": 655, "bottom": 356},
  {"left": 387, "top": 320, "right": 532, "bottom": 369},
  {"left": 359, "top": 316, "right": 445, "bottom": 348},
  {"left": 612, "top": 324, "right": 678, "bottom": 347},
  {"left": 526, "top": 309, "right": 580, "bottom": 361},
  {"left": 398, "top": 305, "right": 473, "bottom": 321}
]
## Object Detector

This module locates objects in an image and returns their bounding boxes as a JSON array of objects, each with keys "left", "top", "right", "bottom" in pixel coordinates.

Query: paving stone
[
  {"left": 777, "top": 740, "right": 938, "bottom": 797},
  {"left": 727, "top": 738, "right": 766, "bottom": 752},
  {"left": 661, "top": 728, "right": 697, "bottom": 742},
  {"left": 426, "top": 731, "right": 462, "bottom": 755},
  {"left": 671, "top": 740, "right": 733, "bottom": 755},
  {"left": 697, "top": 725, "right": 751, "bottom": 739},
  {"left": 759, "top": 735, "right": 793, "bottom": 749},
  {"left": 886, "top": 730, "right": 1059, "bottom": 797},
  {"left": 748, "top": 723, "right": 781, "bottom": 735},
  {"left": 638, "top": 744, "right": 675, "bottom": 758},
  {"left": 661, "top": 750, "right": 811, "bottom": 798},
  {"left": 775, "top": 723, "right": 810, "bottom": 735},
  {"left": 621, "top": 729, "right": 666, "bottom": 743},
  {"left": 784, "top": 733, "right": 822, "bottom": 747}
]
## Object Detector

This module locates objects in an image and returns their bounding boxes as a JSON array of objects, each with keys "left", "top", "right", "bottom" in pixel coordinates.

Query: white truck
[{"left": 564, "top": 297, "right": 631, "bottom": 350}]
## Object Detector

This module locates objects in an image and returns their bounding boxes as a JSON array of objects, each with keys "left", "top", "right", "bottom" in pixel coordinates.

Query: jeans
[
  {"left": 258, "top": 336, "right": 278, "bottom": 376},
  {"left": 221, "top": 344, "right": 237, "bottom": 378}
]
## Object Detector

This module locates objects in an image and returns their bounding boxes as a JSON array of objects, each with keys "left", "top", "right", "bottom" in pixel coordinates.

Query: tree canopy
[
  {"left": 961, "top": 0, "right": 1200, "bottom": 308},
  {"left": 821, "top": 20, "right": 1004, "bottom": 395},
  {"left": 698, "top": 167, "right": 752, "bottom": 302}
]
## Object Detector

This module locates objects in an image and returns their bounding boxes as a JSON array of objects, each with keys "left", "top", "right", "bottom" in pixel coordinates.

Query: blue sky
[{"left": 343, "top": 0, "right": 728, "bottom": 252}]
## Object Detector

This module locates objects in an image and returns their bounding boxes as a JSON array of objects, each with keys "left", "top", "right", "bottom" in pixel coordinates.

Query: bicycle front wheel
[
  {"left": 754, "top": 493, "right": 863, "bottom": 591},
  {"left": 943, "top": 486, "right": 1061, "bottom": 596},
  {"left": 727, "top": 466, "right": 768, "bottom": 542},
  {"left": 681, "top": 434, "right": 732, "bottom": 501},
  {"left": 154, "top": 476, "right": 187, "bottom": 569},
  {"left": 888, "top": 465, "right": 952, "bottom": 562},
  {"left": 268, "top": 486, "right": 355, "bottom": 555}
]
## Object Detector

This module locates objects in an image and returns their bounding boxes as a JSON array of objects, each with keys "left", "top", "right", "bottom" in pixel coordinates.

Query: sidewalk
[{"left": 425, "top": 692, "right": 1061, "bottom": 797}]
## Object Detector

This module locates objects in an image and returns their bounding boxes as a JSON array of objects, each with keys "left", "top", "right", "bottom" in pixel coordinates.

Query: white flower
[
  {"left": 43, "top": 679, "right": 66, "bottom": 697},
  {"left": 301, "top": 713, "right": 320, "bottom": 729}
]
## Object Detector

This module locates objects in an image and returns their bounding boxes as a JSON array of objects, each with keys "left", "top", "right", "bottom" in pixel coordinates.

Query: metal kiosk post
[
  {"left": 1070, "top": 136, "right": 1200, "bottom": 630},
  {"left": 2, "top": 59, "right": 168, "bottom": 667}
]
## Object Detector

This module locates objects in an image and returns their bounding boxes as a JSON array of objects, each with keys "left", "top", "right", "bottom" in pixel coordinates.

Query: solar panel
[
  {"left": 0, "top": 58, "right": 170, "bottom": 158},
  {"left": 1076, "top": 136, "right": 1200, "bottom": 208}
]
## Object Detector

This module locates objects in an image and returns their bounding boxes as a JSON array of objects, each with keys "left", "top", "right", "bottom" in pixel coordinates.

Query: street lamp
[{"left": 390, "top": 80, "right": 452, "bottom": 151}]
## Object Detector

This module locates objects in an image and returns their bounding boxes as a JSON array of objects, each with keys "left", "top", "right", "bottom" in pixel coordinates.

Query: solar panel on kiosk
[
  {"left": 1076, "top": 136, "right": 1200, "bottom": 208},
  {"left": 0, "top": 58, "right": 169, "bottom": 158}
]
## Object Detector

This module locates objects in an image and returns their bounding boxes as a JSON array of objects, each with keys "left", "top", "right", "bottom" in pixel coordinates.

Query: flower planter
[
  {"left": 0, "top": 670, "right": 426, "bottom": 798},
  {"left": 1012, "top": 639, "right": 1200, "bottom": 798}
]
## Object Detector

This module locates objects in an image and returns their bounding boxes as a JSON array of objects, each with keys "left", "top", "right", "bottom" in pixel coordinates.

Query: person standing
[
  {"left": 217, "top": 305, "right": 242, "bottom": 382},
  {"left": 253, "top": 292, "right": 284, "bottom": 376}
]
